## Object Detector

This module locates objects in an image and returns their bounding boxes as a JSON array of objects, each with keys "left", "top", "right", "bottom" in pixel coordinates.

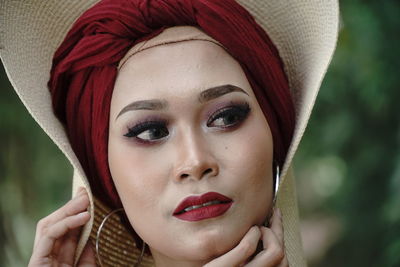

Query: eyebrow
[
  {"left": 116, "top": 99, "right": 167, "bottom": 120},
  {"left": 115, "top": 84, "right": 248, "bottom": 121},
  {"left": 198, "top": 84, "right": 249, "bottom": 103}
]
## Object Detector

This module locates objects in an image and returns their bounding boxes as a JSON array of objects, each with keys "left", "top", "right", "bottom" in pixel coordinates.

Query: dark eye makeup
[
  {"left": 206, "top": 102, "right": 250, "bottom": 128},
  {"left": 123, "top": 101, "right": 251, "bottom": 144},
  {"left": 124, "top": 119, "right": 169, "bottom": 143}
]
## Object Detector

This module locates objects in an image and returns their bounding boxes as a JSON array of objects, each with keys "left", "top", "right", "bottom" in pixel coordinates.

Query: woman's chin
[{"left": 171, "top": 224, "right": 246, "bottom": 262}]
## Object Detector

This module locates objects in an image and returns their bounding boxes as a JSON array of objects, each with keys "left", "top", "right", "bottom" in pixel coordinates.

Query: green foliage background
[{"left": 1, "top": 0, "right": 399, "bottom": 266}]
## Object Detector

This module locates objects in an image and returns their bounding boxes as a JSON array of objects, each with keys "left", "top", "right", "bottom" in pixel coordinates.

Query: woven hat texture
[{"left": 0, "top": 0, "right": 339, "bottom": 266}]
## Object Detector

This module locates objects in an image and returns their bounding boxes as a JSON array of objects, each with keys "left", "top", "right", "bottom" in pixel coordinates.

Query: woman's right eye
[{"left": 124, "top": 121, "right": 169, "bottom": 142}]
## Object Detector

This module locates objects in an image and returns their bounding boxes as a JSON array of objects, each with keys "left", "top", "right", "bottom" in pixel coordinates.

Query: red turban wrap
[{"left": 49, "top": 0, "right": 295, "bottom": 209}]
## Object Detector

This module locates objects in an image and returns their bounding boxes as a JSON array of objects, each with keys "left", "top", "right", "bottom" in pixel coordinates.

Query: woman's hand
[
  {"left": 204, "top": 209, "right": 288, "bottom": 267},
  {"left": 28, "top": 187, "right": 96, "bottom": 267}
]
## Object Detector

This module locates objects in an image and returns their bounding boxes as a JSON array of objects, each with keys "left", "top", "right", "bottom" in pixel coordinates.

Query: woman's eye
[
  {"left": 207, "top": 103, "right": 250, "bottom": 128},
  {"left": 124, "top": 121, "right": 169, "bottom": 142}
]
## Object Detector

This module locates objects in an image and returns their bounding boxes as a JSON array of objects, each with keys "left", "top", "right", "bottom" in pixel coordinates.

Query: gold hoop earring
[
  {"left": 96, "top": 208, "right": 146, "bottom": 267},
  {"left": 266, "top": 163, "right": 281, "bottom": 227},
  {"left": 273, "top": 163, "right": 280, "bottom": 205}
]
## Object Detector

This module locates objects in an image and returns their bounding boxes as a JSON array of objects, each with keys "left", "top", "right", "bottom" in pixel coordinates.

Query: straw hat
[{"left": 0, "top": 0, "right": 339, "bottom": 266}]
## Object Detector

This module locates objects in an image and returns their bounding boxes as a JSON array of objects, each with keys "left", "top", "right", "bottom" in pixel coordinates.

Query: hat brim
[{"left": 0, "top": 0, "right": 339, "bottom": 266}]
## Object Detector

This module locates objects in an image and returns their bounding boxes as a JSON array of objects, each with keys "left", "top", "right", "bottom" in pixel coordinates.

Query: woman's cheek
[
  {"left": 109, "top": 140, "right": 154, "bottom": 207},
  {"left": 109, "top": 142, "right": 171, "bottom": 241},
  {"left": 224, "top": 118, "right": 273, "bottom": 218},
  {"left": 219, "top": 122, "right": 272, "bottom": 185}
]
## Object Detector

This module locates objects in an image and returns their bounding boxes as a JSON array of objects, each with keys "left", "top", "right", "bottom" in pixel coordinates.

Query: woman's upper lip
[{"left": 173, "top": 191, "right": 233, "bottom": 215}]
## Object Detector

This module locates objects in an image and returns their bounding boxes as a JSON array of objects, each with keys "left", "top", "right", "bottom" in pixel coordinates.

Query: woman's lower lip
[{"left": 173, "top": 202, "right": 233, "bottom": 222}]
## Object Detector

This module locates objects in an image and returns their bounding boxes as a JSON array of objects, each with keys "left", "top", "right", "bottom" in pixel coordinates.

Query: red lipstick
[{"left": 173, "top": 192, "right": 233, "bottom": 222}]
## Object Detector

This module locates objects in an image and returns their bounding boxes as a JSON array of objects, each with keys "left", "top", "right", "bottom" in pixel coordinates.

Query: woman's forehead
[
  {"left": 113, "top": 40, "right": 253, "bottom": 102},
  {"left": 119, "top": 40, "right": 228, "bottom": 75}
]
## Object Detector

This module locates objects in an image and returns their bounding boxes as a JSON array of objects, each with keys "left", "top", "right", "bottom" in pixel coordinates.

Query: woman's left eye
[{"left": 207, "top": 103, "right": 250, "bottom": 128}]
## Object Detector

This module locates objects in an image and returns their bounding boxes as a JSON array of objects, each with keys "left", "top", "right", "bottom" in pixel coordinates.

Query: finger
[
  {"left": 52, "top": 237, "right": 63, "bottom": 259},
  {"left": 204, "top": 226, "right": 261, "bottom": 267},
  {"left": 245, "top": 227, "right": 284, "bottom": 267},
  {"left": 52, "top": 220, "right": 83, "bottom": 259},
  {"left": 34, "top": 189, "right": 89, "bottom": 248},
  {"left": 56, "top": 227, "right": 82, "bottom": 266},
  {"left": 49, "top": 188, "right": 89, "bottom": 223},
  {"left": 78, "top": 242, "right": 97, "bottom": 267},
  {"left": 33, "top": 211, "right": 90, "bottom": 261},
  {"left": 270, "top": 208, "right": 284, "bottom": 246}
]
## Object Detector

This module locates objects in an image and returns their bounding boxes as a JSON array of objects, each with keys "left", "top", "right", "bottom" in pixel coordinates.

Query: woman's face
[{"left": 108, "top": 39, "right": 274, "bottom": 265}]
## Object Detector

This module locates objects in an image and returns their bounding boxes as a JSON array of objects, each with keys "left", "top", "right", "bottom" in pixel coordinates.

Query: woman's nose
[{"left": 172, "top": 133, "right": 219, "bottom": 182}]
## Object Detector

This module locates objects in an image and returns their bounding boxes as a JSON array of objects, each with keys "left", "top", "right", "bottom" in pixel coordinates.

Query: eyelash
[
  {"left": 206, "top": 102, "right": 250, "bottom": 128},
  {"left": 124, "top": 102, "right": 251, "bottom": 143},
  {"left": 124, "top": 119, "right": 169, "bottom": 143}
]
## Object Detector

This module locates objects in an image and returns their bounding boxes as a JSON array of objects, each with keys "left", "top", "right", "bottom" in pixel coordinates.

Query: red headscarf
[{"left": 49, "top": 0, "right": 295, "bottom": 209}]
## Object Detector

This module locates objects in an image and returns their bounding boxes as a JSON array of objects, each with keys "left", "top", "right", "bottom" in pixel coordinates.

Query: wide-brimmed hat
[{"left": 0, "top": 0, "right": 339, "bottom": 266}]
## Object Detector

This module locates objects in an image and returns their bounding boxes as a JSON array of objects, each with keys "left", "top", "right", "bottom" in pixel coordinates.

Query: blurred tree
[
  {"left": 295, "top": 0, "right": 400, "bottom": 266},
  {"left": 0, "top": 62, "right": 72, "bottom": 266}
]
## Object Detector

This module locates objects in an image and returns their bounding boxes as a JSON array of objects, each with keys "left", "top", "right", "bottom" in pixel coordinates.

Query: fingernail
[
  {"left": 269, "top": 208, "right": 276, "bottom": 223},
  {"left": 78, "top": 187, "right": 87, "bottom": 196},
  {"left": 77, "top": 186, "right": 84, "bottom": 193},
  {"left": 276, "top": 208, "right": 282, "bottom": 218},
  {"left": 87, "top": 204, "right": 91, "bottom": 214},
  {"left": 73, "top": 188, "right": 86, "bottom": 199},
  {"left": 76, "top": 211, "right": 89, "bottom": 218},
  {"left": 252, "top": 226, "right": 262, "bottom": 237}
]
